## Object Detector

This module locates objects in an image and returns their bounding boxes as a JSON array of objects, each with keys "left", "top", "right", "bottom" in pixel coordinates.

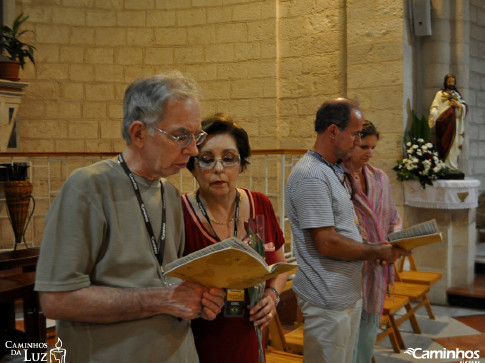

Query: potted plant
[{"left": 0, "top": 13, "right": 35, "bottom": 81}]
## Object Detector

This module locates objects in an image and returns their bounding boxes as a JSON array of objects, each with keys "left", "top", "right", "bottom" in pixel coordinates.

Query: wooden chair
[
  {"left": 266, "top": 349, "right": 303, "bottom": 363},
  {"left": 381, "top": 294, "right": 421, "bottom": 349},
  {"left": 266, "top": 312, "right": 303, "bottom": 362},
  {"left": 376, "top": 314, "right": 401, "bottom": 353},
  {"left": 398, "top": 255, "right": 442, "bottom": 288},
  {"left": 277, "top": 280, "right": 304, "bottom": 324},
  {"left": 267, "top": 311, "right": 304, "bottom": 355},
  {"left": 283, "top": 325, "right": 304, "bottom": 355},
  {"left": 272, "top": 279, "right": 304, "bottom": 354},
  {"left": 372, "top": 294, "right": 423, "bottom": 362},
  {"left": 393, "top": 268, "right": 435, "bottom": 320}
]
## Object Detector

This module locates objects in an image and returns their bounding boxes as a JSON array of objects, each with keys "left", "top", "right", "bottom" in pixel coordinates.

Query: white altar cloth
[{"left": 403, "top": 178, "right": 480, "bottom": 209}]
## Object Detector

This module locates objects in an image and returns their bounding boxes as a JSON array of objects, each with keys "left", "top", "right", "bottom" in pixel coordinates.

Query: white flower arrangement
[{"left": 393, "top": 138, "right": 448, "bottom": 188}]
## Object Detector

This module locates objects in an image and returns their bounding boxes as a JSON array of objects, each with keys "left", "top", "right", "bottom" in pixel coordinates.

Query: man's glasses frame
[
  {"left": 153, "top": 126, "right": 207, "bottom": 148},
  {"left": 337, "top": 126, "right": 362, "bottom": 140}
]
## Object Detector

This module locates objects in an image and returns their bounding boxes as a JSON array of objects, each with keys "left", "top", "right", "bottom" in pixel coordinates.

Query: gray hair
[
  {"left": 314, "top": 98, "right": 360, "bottom": 133},
  {"left": 122, "top": 71, "right": 201, "bottom": 143}
]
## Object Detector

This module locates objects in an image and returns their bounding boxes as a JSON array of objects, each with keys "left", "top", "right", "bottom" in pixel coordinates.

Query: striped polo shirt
[{"left": 285, "top": 151, "right": 363, "bottom": 309}]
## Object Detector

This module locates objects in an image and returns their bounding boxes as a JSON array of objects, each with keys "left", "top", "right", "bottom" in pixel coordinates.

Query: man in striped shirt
[{"left": 285, "top": 98, "right": 409, "bottom": 363}]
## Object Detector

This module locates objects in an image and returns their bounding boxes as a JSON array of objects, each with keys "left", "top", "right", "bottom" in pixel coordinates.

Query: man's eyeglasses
[
  {"left": 337, "top": 125, "right": 362, "bottom": 139},
  {"left": 154, "top": 127, "right": 207, "bottom": 148},
  {"left": 194, "top": 153, "right": 241, "bottom": 170},
  {"left": 351, "top": 131, "right": 362, "bottom": 139}
]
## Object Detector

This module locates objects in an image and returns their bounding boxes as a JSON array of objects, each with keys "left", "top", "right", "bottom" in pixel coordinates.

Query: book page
[
  {"left": 163, "top": 237, "right": 265, "bottom": 272},
  {"left": 388, "top": 219, "right": 439, "bottom": 242},
  {"left": 389, "top": 233, "right": 442, "bottom": 250},
  {"left": 162, "top": 237, "right": 297, "bottom": 289}
]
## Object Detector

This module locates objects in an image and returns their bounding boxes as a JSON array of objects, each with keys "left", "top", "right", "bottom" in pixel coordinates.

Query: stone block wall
[
  {"left": 1, "top": 0, "right": 412, "bottom": 247},
  {"left": 346, "top": 0, "right": 406, "bottom": 212},
  {"left": 469, "top": 0, "right": 485, "bottom": 200},
  {"left": 15, "top": 0, "right": 407, "bottom": 159},
  {"left": 17, "top": 0, "right": 285, "bottom": 153}
]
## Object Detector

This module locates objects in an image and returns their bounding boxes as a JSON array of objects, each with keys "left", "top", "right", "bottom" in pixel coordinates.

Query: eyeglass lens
[
  {"left": 170, "top": 130, "right": 207, "bottom": 148},
  {"left": 196, "top": 154, "right": 240, "bottom": 169}
]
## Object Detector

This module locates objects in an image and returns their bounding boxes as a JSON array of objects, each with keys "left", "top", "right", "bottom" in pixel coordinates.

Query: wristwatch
[{"left": 265, "top": 286, "right": 280, "bottom": 307}]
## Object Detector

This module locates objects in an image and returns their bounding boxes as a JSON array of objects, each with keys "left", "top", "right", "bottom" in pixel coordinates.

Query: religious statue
[{"left": 428, "top": 73, "right": 468, "bottom": 170}]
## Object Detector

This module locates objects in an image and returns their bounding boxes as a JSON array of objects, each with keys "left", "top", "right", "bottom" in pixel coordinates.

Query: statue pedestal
[{"left": 403, "top": 179, "right": 480, "bottom": 304}]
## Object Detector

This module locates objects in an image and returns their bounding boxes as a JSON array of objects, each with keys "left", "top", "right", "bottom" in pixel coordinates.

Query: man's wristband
[{"left": 265, "top": 286, "right": 280, "bottom": 307}]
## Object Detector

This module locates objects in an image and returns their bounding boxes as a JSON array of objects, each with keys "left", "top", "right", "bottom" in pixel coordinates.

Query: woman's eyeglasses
[{"left": 194, "top": 153, "right": 241, "bottom": 170}]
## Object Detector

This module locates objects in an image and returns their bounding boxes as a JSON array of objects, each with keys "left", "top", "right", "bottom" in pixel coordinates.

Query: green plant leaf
[{"left": 0, "top": 13, "right": 35, "bottom": 69}]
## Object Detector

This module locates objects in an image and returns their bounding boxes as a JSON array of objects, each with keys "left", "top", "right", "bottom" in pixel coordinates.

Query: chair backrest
[
  {"left": 398, "top": 254, "right": 419, "bottom": 271},
  {"left": 268, "top": 312, "right": 289, "bottom": 351},
  {"left": 393, "top": 265, "right": 403, "bottom": 282}
]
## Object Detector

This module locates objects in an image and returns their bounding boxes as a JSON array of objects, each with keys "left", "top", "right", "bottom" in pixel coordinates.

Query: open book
[
  {"left": 388, "top": 219, "right": 442, "bottom": 250},
  {"left": 162, "top": 237, "right": 297, "bottom": 289}
]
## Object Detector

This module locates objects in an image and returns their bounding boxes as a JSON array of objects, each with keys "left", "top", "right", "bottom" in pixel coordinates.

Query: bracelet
[{"left": 265, "top": 286, "right": 280, "bottom": 307}]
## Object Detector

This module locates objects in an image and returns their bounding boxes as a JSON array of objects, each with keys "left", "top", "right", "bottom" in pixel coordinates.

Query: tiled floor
[
  {"left": 374, "top": 304, "right": 485, "bottom": 363},
  {"left": 448, "top": 273, "right": 485, "bottom": 308},
  {"left": 2, "top": 306, "right": 484, "bottom": 362}
]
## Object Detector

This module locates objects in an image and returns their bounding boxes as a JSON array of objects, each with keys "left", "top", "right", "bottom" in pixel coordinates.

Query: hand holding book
[{"left": 162, "top": 237, "right": 297, "bottom": 289}]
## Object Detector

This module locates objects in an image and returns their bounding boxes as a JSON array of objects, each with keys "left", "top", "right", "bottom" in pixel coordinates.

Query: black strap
[
  {"left": 118, "top": 154, "right": 166, "bottom": 265},
  {"left": 309, "top": 150, "right": 351, "bottom": 196},
  {"left": 195, "top": 189, "right": 240, "bottom": 242}
]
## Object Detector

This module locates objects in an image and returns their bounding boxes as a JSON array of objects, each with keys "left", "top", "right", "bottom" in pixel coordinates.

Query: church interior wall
[{"left": 1, "top": 0, "right": 483, "bottom": 246}]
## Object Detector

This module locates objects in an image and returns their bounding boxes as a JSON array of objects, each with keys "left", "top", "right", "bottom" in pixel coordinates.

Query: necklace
[
  {"left": 195, "top": 189, "right": 240, "bottom": 242},
  {"left": 208, "top": 216, "right": 234, "bottom": 225}
]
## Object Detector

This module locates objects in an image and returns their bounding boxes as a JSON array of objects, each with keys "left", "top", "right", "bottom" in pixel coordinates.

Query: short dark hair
[
  {"left": 360, "top": 120, "right": 379, "bottom": 139},
  {"left": 187, "top": 113, "right": 251, "bottom": 172},
  {"left": 314, "top": 98, "right": 360, "bottom": 133}
]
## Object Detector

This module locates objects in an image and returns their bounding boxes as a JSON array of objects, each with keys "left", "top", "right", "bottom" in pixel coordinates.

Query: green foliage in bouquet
[{"left": 407, "top": 110, "right": 430, "bottom": 144}]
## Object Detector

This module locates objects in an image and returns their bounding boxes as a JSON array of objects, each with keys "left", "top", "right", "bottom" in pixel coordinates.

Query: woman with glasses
[
  {"left": 342, "top": 120, "right": 402, "bottom": 362},
  {"left": 181, "top": 113, "right": 288, "bottom": 363}
]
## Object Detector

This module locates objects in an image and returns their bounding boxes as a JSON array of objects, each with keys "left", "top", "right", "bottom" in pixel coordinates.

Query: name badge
[{"left": 224, "top": 289, "right": 245, "bottom": 318}]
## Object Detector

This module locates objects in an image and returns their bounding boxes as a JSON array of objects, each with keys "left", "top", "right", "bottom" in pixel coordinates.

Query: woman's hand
[{"left": 248, "top": 290, "right": 277, "bottom": 329}]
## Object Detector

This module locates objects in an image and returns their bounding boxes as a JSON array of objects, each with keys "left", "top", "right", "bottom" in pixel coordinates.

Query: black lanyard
[
  {"left": 309, "top": 150, "right": 360, "bottom": 234},
  {"left": 195, "top": 189, "right": 240, "bottom": 242},
  {"left": 309, "top": 150, "right": 352, "bottom": 199},
  {"left": 118, "top": 154, "right": 166, "bottom": 266}
]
